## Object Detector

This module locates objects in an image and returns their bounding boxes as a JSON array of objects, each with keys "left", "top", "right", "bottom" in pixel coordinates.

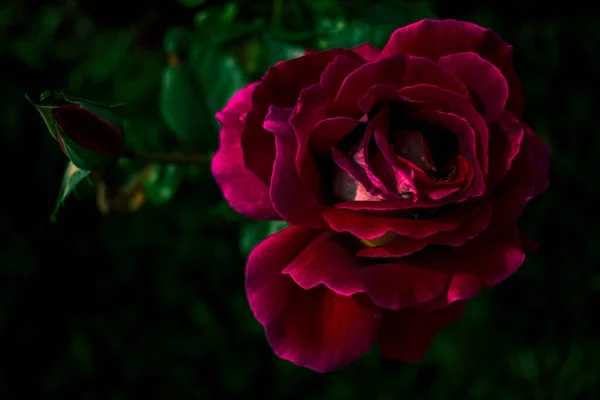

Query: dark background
[{"left": 0, "top": 0, "right": 597, "bottom": 398}]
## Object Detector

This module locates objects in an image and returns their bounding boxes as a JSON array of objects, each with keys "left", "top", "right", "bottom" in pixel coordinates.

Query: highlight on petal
[
  {"left": 381, "top": 19, "right": 523, "bottom": 116},
  {"left": 246, "top": 226, "right": 380, "bottom": 372},
  {"left": 378, "top": 300, "right": 466, "bottom": 362},
  {"left": 323, "top": 206, "right": 463, "bottom": 240},
  {"left": 212, "top": 83, "right": 279, "bottom": 220},
  {"left": 282, "top": 231, "right": 451, "bottom": 310}
]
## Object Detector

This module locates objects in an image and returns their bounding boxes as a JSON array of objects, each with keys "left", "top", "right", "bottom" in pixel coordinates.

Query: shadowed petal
[
  {"left": 282, "top": 231, "right": 451, "bottom": 310},
  {"left": 246, "top": 226, "right": 380, "bottom": 372},
  {"left": 438, "top": 52, "right": 509, "bottom": 120},
  {"left": 243, "top": 49, "right": 365, "bottom": 185},
  {"left": 265, "top": 105, "right": 325, "bottom": 227},
  {"left": 331, "top": 54, "right": 469, "bottom": 117},
  {"left": 381, "top": 19, "right": 523, "bottom": 116}
]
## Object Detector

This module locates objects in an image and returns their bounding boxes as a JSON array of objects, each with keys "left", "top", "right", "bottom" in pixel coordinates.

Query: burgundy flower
[
  {"left": 212, "top": 19, "right": 550, "bottom": 372},
  {"left": 28, "top": 92, "right": 125, "bottom": 170}
]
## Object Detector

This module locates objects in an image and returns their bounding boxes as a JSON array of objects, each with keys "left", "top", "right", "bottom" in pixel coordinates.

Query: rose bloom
[{"left": 212, "top": 19, "right": 550, "bottom": 372}]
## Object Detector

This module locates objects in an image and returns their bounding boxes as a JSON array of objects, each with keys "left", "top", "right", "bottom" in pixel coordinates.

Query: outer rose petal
[
  {"left": 52, "top": 105, "right": 123, "bottom": 156},
  {"left": 282, "top": 231, "right": 451, "bottom": 310},
  {"left": 212, "top": 83, "right": 279, "bottom": 219},
  {"left": 378, "top": 301, "right": 466, "bottom": 362},
  {"left": 243, "top": 49, "right": 365, "bottom": 185},
  {"left": 351, "top": 43, "right": 381, "bottom": 61},
  {"left": 265, "top": 105, "right": 325, "bottom": 227},
  {"left": 381, "top": 19, "right": 524, "bottom": 116},
  {"left": 331, "top": 54, "right": 469, "bottom": 117},
  {"left": 438, "top": 52, "right": 509, "bottom": 120},
  {"left": 246, "top": 226, "right": 380, "bottom": 372}
]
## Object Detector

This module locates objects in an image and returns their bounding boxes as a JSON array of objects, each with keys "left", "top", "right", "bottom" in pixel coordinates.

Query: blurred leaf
[
  {"left": 160, "top": 64, "right": 213, "bottom": 147},
  {"left": 68, "top": 29, "right": 138, "bottom": 90},
  {"left": 189, "top": 42, "right": 248, "bottom": 117},
  {"left": 262, "top": 34, "right": 305, "bottom": 66},
  {"left": 178, "top": 0, "right": 207, "bottom": 8},
  {"left": 163, "top": 26, "right": 192, "bottom": 55},
  {"left": 239, "top": 220, "right": 289, "bottom": 256},
  {"left": 144, "top": 164, "right": 186, "bottom": 205},
  {"left": 303, "top": 0, "right": 343, "bottom": 16},
  {"left": 317, "top": 2, "right": 437, "bottom": 50},
  {"left": 123, "top": 117, "right": 165, "bottom": 153},
  {"left": 51, "top": 162, "right": 92, "bottom": 222},
  {"left": 194, "top": 4, "right": 264, "bottom": 45}
]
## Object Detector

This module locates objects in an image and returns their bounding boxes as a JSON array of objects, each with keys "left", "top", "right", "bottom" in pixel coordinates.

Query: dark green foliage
[{"left": 0, "top": 0, "right": 597, "bottom": 398}]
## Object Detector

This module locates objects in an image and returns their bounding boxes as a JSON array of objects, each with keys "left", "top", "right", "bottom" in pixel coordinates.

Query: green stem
[{"left": 124, "top": 149, "right": 213, "bottom": 165}]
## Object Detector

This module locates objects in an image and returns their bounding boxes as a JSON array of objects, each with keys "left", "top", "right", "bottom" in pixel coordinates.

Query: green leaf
[
  {"left": 177, "top": 0, "right": 207, "bottom": 8},
  {"left": 262, "top": 34, "right": 305, "bottom": 67},
  {"left": 239, "top": 220, "right": 289, "bottom": 256},
  {"left": 50, "top": 162, "right": 92, "bottom": 222},
  {"left": 159, "top": 64, "right": 213, "bottom": 147},
  {"left": 144, "top": 164, "right": 186, "bottom": 205},
  {"left": 189, "top": 42, "right": 248, "bottom": 117},
  {"left": 122, "top": 117, "right": 165, "bottom": 153},
  {"left": 316, "top": 3, "right": 438, "bottom": 50}
]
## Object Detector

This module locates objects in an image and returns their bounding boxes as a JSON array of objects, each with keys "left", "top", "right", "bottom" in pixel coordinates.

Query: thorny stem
[{"left": 123, "top": 149, "right": 213, "bottom": 165}]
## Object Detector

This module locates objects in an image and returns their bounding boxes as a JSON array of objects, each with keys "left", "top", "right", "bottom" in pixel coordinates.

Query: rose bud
[
  {"left": 212, "top": 19, "right": 550, "bottom": 372},
  {"left": 27, "top": 91, "right": 125, "bottom": 170}
]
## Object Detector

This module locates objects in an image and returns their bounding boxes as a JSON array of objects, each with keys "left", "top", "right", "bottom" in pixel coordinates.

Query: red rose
[
  {"left": 212, "top": 19, "right": 550, "bottom": 372},
  {"left": 28, "top": 92, "right": 125, "bottom": 170}
]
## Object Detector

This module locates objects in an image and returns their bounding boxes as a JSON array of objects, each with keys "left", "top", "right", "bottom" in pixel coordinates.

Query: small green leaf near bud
[{"left": 50, "top": 162, "right": 92, "bottom": 222}]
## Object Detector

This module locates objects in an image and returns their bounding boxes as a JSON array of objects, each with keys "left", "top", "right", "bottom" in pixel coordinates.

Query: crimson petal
[
  {"left": 246, "top": 226, "right": 380, "bottom": 372},
  {"left": 265, "top": 105, "right": 326, "bottom": 228},
  {"left": 282, "top": 231, "right": 451, "bottom": 310},
  {"left": 438, "top": 52, "right": 509, "bottom": 120},
  {"left": 381, "top": 19, "right": 523, "bottom": 116},
  {"left": 212, "top": 83, "right": 279, "bottom": 220},
  {"left": 331, "top": 54, "right": 469, "bottom": 117},
  {"left": 243, "top": 49, "right": 365, "bottom": 185}
]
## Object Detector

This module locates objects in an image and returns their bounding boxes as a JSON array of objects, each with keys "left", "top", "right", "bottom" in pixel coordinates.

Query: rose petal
[
  {"left": 486, "top": 112, "right": 526, "bottom": 188},
  {"left": 331, "top": 147, "right": 393, "bottom": 201},
  {"left": 331, "top": 54, "right": 469, "bottom": 117},
  {"left": 246, "top": 226, "right": 380, "bottom": 372},
  {"left": 243, "top": 49, "right": 365, "bottom": 185},
  {"left": 323, "top": 206, "right": 464, "bottom": 240},
  {"left": 377, "top": 300, "right": 466, "bottom": 362},
  {"left": 352, "top": 43, "right": 381, "bottom": 61},
  {"left": 438, "top": 52, "right": 509, "bottom": 120},
  {"left": 398, "top": 84, "right": 489, "bottom": 176},
  {"left": 358, "top": 237, "right": 428, "bottom": 258},
  {"left": 407, "top": 229, "right": 526, "bottom": 307},
  {"left": 51, "top": 105, "right": 123, "bottom": 155},
  {"left": 265, "top": 105, "right": 325, "bottom": 227},
  {"left": 381, "top": 19, "right": 523, "bottom": 116},
  {"left": 320, "top": 55, "right": 364, "bottom": 103},
  {"left": 282, "top": 231, "right": 451, "bottom": 309},
  {"left": 290, "top": 84, "right": 329, "bottom": 200},
  {"left": 310, "top": 117, "right": 361, "bottom": 155},
  {"left": 407, "top": 109, "right": 485, "bottom": 200},
  {"left": 212, "top": 83, "right": 279, "bottom": 219}
]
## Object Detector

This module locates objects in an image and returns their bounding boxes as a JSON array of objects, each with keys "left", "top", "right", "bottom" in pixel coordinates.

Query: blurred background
[{"left": 0, "top": 0, "right": 597, "bottom": 398}]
